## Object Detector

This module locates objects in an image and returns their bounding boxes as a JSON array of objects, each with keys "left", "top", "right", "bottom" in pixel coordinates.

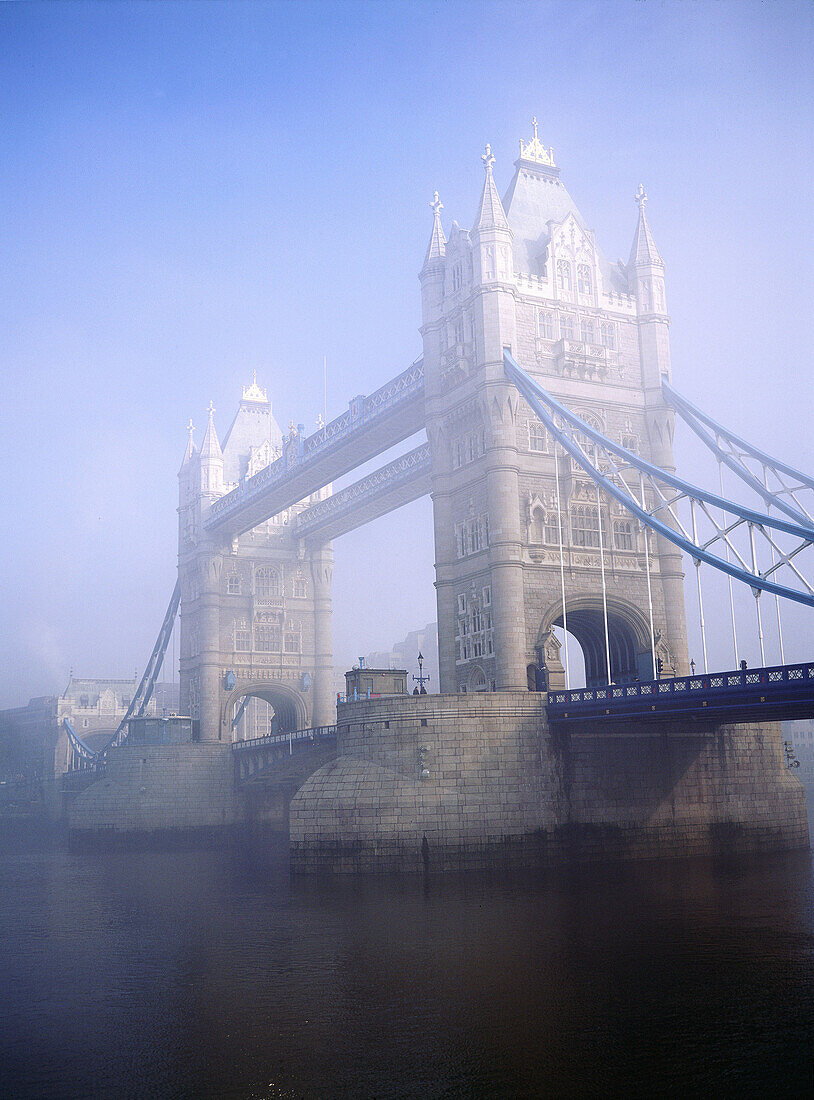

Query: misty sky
[{"left": 2, "top": 0, "right": 813, "bottom": 707}]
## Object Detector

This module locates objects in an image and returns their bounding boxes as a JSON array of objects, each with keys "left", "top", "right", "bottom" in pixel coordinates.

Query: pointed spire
[
  {"left": 628, "top": 184, "right": 663, "bottom": 267},
  {"left": 180, "top": 418, "right": 197, "bottom": 468},
  {"left": 200, "top": 401, "right": 222, "bottom": 460},
  {"left": 474, "top": 143, "right": 509, "bottom": 232},
  {"left": 423, "top": 190, "right": 447, "bottom": 266}
]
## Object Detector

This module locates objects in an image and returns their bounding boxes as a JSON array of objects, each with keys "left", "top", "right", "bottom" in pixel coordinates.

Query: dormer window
[
  {"left": 556, "top": 259, "right": 572, "bottom": 293},
  {"left": 577, "top": 264, "right": 593, "bottom": 296}
]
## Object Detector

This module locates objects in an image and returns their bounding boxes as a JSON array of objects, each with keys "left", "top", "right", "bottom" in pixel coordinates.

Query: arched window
[
  {"left": 537, "top": 309, "right": 554, "bottom": 340},
  {"left": 226, "top": 574, "right": 241, "bottom": 595},
  {"left": 614, "top": 520, "right": 635, "bottom": 551},
  {"left": 577, "top": 264, "right": 592, "bottom": 296},
  {"left": 600, "top": 321, "right": 616, "bottom": 351},
  {"left": 560, "top": 313, "right": 575, "bottom": 340},
  {"left": 531, "top": 506, "right": 546, "bottom": 544},
  {"left": 284, "top": 624, "right": 302, "bottom": 654},
  {"left": 571, "top": 504, "right": 600, "bottom": 548},
  {"left": 528, "top": 420, "right": 549, "bottom": 453},
  {"left": 557, "top": 259, "right": 572, "bottom": 293},
  {"left": 471, "top": 669, "right": 488, "bottom": 692},
  {"left": 255, "top": 567, "right": 280, "bottom": 597},
  {"left": 293, "top": 577, "right": 307, "bottom": 599},
  {"left": 580, "top": 318, "right": 595, "bottom": 345}
]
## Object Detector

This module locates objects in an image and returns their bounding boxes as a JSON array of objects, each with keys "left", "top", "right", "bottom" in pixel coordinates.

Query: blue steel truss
[
  {"left": 504, "top": 350, "right": 814, "bottom": 610},
  {"left": 663, "top": 381, "right": 814, "bottom": 526}
]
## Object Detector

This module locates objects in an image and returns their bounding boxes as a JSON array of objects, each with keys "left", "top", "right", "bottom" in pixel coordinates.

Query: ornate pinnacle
[
  {"left": 207, "top": 400, "right": 216, "bottom": 420},
  {"left": 430, "top": 190, "right": 443, "bottom": 217},
  {"left": 186, "top": 418, "right": 195, "bottom": 441},
  {"left": 635, "top": 183, "right": 647, "bottom": 208},
  {"left": 532, "top": 116, "right": 538, "bottom": 140},
  {"left": 482, "top": 143, "right": 495, "bottom": 173}
]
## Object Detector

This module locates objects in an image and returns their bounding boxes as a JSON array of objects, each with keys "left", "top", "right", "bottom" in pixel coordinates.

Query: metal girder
[
  {"left": 663, "top": 381, "right": 814, "bottom": 526},
  {"left": 504, "top": 350, "right": 814, "bottom": 611},
  {"left": 62, "top": 717, "right": 99, "bottom": 767},
  {"left": 295, "top": 442, "right": 432, "bottom": 543}
]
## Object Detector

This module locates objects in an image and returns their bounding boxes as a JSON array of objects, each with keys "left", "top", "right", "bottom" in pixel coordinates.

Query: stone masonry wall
[
  {"left": 289, "top": 693, "right": 809, "bottom": 872},
  {"left": 69, "top": 743, "right": 237, "bottom": 836}
]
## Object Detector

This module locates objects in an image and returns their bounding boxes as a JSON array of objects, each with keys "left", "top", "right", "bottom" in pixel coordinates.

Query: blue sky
[{"left": 2, "top": 1, "right": 812, "bottom": 705}]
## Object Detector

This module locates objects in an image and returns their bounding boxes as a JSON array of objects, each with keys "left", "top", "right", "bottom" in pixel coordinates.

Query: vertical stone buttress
[
  {"left": 629, "top": 186, "right": 689, "bottom": 673},
  {"left": 196, "top": 407, "right": 227, "bottom": 740},
  {"left": 470, "top": 148, "right": 526, "bottom": 690},
  {"left": 420, "top": 194, "right": 457, "bottom": 691}
]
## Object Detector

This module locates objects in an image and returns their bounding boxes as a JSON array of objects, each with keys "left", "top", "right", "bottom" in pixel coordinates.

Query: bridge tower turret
[
  {"left": 177, "top": 380, "right": 333, "bottom": 741},
  {"left": 421, "top": 124, "right": 690, "bottom": 693},
  {"left": 628, "top": 186, "right": 689, "bottom": 673}
]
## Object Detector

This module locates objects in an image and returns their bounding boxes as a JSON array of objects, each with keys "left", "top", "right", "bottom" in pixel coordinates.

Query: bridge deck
[
  {"left": 546, "top": 662, "right": 814, "bottom": 725},
  {"left": 232, "top": 725, "right": 337, "bottom": 782},
  {"left": 206, "top": 361, "right": 425, "bottom": 539}
]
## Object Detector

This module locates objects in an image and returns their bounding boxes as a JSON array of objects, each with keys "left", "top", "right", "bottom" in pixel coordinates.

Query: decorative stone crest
[{"left": 518, "top": 117, "right": 556, "bottom": 168}]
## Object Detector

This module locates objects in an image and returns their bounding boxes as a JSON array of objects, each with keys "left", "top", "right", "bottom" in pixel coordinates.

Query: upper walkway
[
  {"left": 206, "top": 360, "right": 425, "bottom": 539},
  {"left": 546, "top": 662, "right": 814, "bottom": 725}
]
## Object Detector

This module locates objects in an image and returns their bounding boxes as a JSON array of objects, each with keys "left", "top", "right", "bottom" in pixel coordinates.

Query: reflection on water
[{"left": 0, "top": 823, "right": 813, "bottom": 1099}]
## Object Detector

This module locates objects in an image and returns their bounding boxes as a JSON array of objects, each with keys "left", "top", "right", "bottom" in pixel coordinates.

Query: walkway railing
[
  {"left": 232, "top": 724, "right": 337, "bottom": 781},
  {"left": 547, "top": 662, "right": 814, "bottom": 723}
]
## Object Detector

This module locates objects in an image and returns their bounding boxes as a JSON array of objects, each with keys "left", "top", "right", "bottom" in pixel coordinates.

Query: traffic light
[{"left": 656, "top": 656, "right": 663, "bottom": 678}]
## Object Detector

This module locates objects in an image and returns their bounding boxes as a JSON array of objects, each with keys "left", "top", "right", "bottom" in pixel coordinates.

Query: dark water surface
[{"left": 1, "top": 825, "right": 813, "bottom": 1099}]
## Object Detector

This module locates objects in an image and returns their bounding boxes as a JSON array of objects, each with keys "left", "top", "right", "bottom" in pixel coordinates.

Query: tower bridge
[{"left": 65, "top": 123, "right": 814, "bottom": 869}]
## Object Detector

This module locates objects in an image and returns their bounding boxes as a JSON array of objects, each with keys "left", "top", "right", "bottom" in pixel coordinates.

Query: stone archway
[
  {"left": 538, "top": 596, "right": 653, "bottom": 687},
  {"left": 222, "top": 679, "right": 309, "bottom": 742}
]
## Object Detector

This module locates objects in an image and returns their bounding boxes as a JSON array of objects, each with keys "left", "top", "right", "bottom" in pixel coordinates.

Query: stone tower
[
  {"left": 177, "top": 377, "right": 334, "bottom": 740},
  {"left": 421, "top": 123, "right": 689, "bottom": 693}
]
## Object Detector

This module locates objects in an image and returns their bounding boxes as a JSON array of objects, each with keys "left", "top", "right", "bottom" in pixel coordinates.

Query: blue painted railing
[{"left": 547, "top": 662, "right": 814, "bottom": 721}]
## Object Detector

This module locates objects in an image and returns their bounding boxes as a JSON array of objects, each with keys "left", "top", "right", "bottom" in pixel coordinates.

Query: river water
[{"left": 1, "top": 822, "right": 813, "bottom": 1099}]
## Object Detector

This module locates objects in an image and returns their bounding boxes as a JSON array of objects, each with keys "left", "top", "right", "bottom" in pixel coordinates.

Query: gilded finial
[
  {"left": 430, "top": 190, "right": 443, "bottom": 217},
  {"left": 635, "top": 183, "right": 647, "bottom": 208},
  {"left": 482, "top": 143, "right": 495, "bottom": 173},
  {"left": 532, "top": 116, "right": 538, "bottom": 140}
]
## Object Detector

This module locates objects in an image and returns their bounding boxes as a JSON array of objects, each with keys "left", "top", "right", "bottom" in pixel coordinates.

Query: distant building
[
  {"left": 365, "top": 622, "right": 439, "bottom": 692},
  {"left": 0, "top": 676, "right": 179, "bottom": 778}
]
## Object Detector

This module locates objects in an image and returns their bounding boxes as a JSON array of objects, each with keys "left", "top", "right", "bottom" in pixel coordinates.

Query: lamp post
[{"left": 413, "top": 652, "right": 430, "bottom": 695}]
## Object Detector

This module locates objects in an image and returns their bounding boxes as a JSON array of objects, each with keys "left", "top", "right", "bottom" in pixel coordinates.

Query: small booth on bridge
[
  {"left": 343, "top": 667, "right": 408, "bottom": 702},
  {"left": 126, "top": 715, "right": 197, "bottom": 746}
]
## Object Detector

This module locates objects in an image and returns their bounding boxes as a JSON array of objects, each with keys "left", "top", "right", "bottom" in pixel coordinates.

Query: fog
[{"left": 2, "top": 0, "right": 812, "bottom": 706}]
